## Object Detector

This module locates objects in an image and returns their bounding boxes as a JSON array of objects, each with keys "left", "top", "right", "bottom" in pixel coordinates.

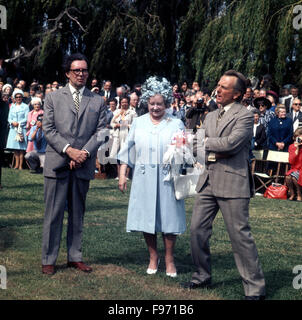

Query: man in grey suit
[
  {"left": 181, "top": 70, "right": 266, "bottom": 300},
  {"left": 41, "top": 53, "right": 107, "bottom": 275}
]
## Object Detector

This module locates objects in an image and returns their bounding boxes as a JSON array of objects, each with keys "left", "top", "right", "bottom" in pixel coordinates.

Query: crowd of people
[
  {"left": 1, "top": 71, "right": 302, "bottom": 201},
  {"left": 1, "top": 73, "right": 302, "bottom": 188}
]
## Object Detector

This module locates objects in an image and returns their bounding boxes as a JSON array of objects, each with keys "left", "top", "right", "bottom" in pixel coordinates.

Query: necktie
[
  {"left": 293, "top": 112, "right": 298, "bottom": 123},
  {"left": 217, "top": 108, "right": 225, "bottom": 124},
  {"left": 74, "top": 90, "right": 80, "bottom": 112}
]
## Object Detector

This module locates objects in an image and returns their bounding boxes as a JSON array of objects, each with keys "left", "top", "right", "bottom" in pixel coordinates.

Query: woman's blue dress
[
  {"left": 6, "top": 102, "right": 29, "bottom": 150},
  {"left": 118, "top": 112, "right": 186, "bottom": 235}
]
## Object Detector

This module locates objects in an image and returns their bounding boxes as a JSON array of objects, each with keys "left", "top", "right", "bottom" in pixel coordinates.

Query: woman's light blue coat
[
  {"left": 6, "top": 103, "right": 29, "bottom": 150},
  {"left": 118, "top": 112, "right": 186, "bottom": 235}
]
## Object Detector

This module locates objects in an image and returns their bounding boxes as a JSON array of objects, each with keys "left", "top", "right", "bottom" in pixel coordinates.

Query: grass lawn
[{"left": 0, "top": 167, "right": 301, "bottom": 300}]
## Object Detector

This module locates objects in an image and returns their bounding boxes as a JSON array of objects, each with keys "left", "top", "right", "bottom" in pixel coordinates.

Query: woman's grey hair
[{"left": 140, "top": 76, "right": 173, "bottom": 108}]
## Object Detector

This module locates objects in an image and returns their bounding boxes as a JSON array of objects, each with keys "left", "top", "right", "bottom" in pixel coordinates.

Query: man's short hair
[
  {"left": 62, "top": 53, "right": 88, "bottom": 73},
  {"left": 108, "top": 98, "right": 117, "bottom": 104},
  {"left": 223, "top": 70, "right": 247, "bottom": 102}
]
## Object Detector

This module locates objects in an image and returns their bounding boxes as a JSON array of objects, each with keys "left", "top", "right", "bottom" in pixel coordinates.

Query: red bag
[{"left": 263, "top": 183, "right": 288, "bottom": 200}]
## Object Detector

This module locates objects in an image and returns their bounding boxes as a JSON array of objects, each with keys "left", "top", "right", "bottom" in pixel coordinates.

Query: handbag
[
  {"left": 174, "top": 163, "right": 204, "bottom": 200},
  {"left": 263, "top": 183, "right": 288, "bottom": 200}
]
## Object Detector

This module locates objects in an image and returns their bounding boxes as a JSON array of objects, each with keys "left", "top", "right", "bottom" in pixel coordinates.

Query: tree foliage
[{"left": 0, "top": 0, "right": 301, "bottom": 89}]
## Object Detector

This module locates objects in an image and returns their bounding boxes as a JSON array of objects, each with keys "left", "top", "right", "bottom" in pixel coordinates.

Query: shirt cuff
[
  {"left": 63, "top": 144, "right": 71, "bottom": 153},
  {"left": 83, "top": 149, "right": 90, "bottom": 158}
]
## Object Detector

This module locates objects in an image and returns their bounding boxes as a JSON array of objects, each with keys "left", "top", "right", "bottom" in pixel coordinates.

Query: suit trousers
[
  {"left": 42, "top": 171, "right": 90, "bottom": 265},
  {"left": 190, "top": 178, "right": 265, "bottom": 296}
]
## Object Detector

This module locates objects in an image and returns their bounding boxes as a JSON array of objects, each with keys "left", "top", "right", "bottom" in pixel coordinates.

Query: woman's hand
[
  {"left": 118, "top": 164, "right": 128, "bottom": 192},
  {"left": 276, "top": 142, "right": 284, "bottom": 151},
  {"left": 12, "top": 121, "right": 18, "bottom": 127}
]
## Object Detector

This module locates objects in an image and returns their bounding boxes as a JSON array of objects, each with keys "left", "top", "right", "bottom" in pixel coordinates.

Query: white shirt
[
  {"left": 69, "top": 83, "right": 85, "bottom": 104},
  {"left": 223, "top": 102, "right": 234, "bottom": 113},
  {"left": 253, "top": 122, "right": 260, "bottom": 138}
]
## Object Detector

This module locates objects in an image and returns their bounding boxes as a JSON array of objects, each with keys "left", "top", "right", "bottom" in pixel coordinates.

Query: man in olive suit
[
  {"left": 182, "top": 70, "right": 266, "bottom": 300},
  {"left": 41, "top": 53, "right": 107, "bottom": 275}
]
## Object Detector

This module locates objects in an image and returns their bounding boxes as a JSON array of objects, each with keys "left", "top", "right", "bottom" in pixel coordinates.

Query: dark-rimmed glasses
[{"left": 69, "top": 69, "right": 89, "bottom": 75}]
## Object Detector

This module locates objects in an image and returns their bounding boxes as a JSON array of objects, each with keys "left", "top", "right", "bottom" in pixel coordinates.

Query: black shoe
[
  {"left": 244, "top": 295, "right": 266, "bottom": 300},
  {"left": 180, "top": 279, "right": 211, "bottom": 290}
]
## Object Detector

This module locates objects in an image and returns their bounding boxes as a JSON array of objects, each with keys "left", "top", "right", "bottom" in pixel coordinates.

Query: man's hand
[
  {"left": 66, "top": 147, "right": 88, "bottom": 163},
  {"left": 69, "top": 160, "right": 82, "bottom": 170},
  {"left": 12, "top": 121, "right": 18, "bottom": 127}
]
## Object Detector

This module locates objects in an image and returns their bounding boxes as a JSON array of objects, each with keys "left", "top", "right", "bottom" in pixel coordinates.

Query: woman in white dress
[{"left": 110, "top": 96, "right": 136, "bottom": 179}]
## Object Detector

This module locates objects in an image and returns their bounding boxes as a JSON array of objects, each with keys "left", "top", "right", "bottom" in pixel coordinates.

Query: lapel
[
  {"left": 78, "top": 87, "right": 92, "bottom": 120},
  {"left": 61, "top": 84, "right": 77, "bottom": 116},
  {"left": 216, "top": 103, "right": 242, "bottom": 137},
  {"left": 61, "top": 84, "right": 92, "bottom": 119}
]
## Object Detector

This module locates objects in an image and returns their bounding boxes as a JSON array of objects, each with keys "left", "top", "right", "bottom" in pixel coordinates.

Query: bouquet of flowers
[{"left": 163, "top": 130, "right": 196, "bottom": 181}]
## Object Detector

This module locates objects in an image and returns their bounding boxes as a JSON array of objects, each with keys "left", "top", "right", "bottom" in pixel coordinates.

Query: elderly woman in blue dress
[
  {"left": 118, "top": 77, "right": 186, "bottom": 278},
  {"left": 6, "top": 89, "right": 29, "bottom": 169}
]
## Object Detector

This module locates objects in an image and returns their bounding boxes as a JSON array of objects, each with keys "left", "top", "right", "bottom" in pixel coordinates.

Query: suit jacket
[
  {"left": 100, "top": 90, "right": 116, "bottom": 100},
  {"left": 43, "top": 84, "right": 107, "bottom": 180},
  {"left": 196, "top": 102, "right": 254, "bottom": 198},
  {"left": 267, "top": 117, "right": 293, "bottom": 151},
  {"left": 284, "top": 97, "right": 293, "bottom": 113},
  {"left": 0, "top": 99, "right": 9, "bottom": 150},
  {"left": 287, "top": 110, "right": 302, "bottom": 129},
  {"left": 253, "top": 123, "right": 267, "bottom": 149}
]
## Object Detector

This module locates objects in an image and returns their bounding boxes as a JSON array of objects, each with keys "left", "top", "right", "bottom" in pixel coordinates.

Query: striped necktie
[
  {"left": 74, "top": 90, "right": 80, "bottom": 112},
  {"left": 217, "top": 107, "right": 225, "bottom": 125}
]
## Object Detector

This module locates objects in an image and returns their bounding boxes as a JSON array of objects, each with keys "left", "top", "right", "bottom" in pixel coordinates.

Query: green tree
[{"left": 1, "top": 0, "right": 302, "bottom": 89}]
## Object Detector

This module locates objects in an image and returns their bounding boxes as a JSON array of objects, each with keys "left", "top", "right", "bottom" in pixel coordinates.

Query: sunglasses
[{"left": 293, "top": 103, "right": 302, "bottom": 106}]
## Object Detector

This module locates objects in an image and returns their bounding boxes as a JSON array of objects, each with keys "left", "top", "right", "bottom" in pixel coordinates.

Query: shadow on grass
[
  {"left": 0, "top": 227, "right": 16, "bottom": 251},
  {"left": 0, "top": 217, "right": 44, "bottom": 228},
  {"left": 90, "top": 186, "right": 120, "bottom": 192},
  {"left": 86, "top": 203, "right": 128, "bottom": 212},
  {"left": 1, "top": 183, "right": 44, "bottom": 189},
  {"left": 91, "top": 245, "right": 297, "bottom": 299}
]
